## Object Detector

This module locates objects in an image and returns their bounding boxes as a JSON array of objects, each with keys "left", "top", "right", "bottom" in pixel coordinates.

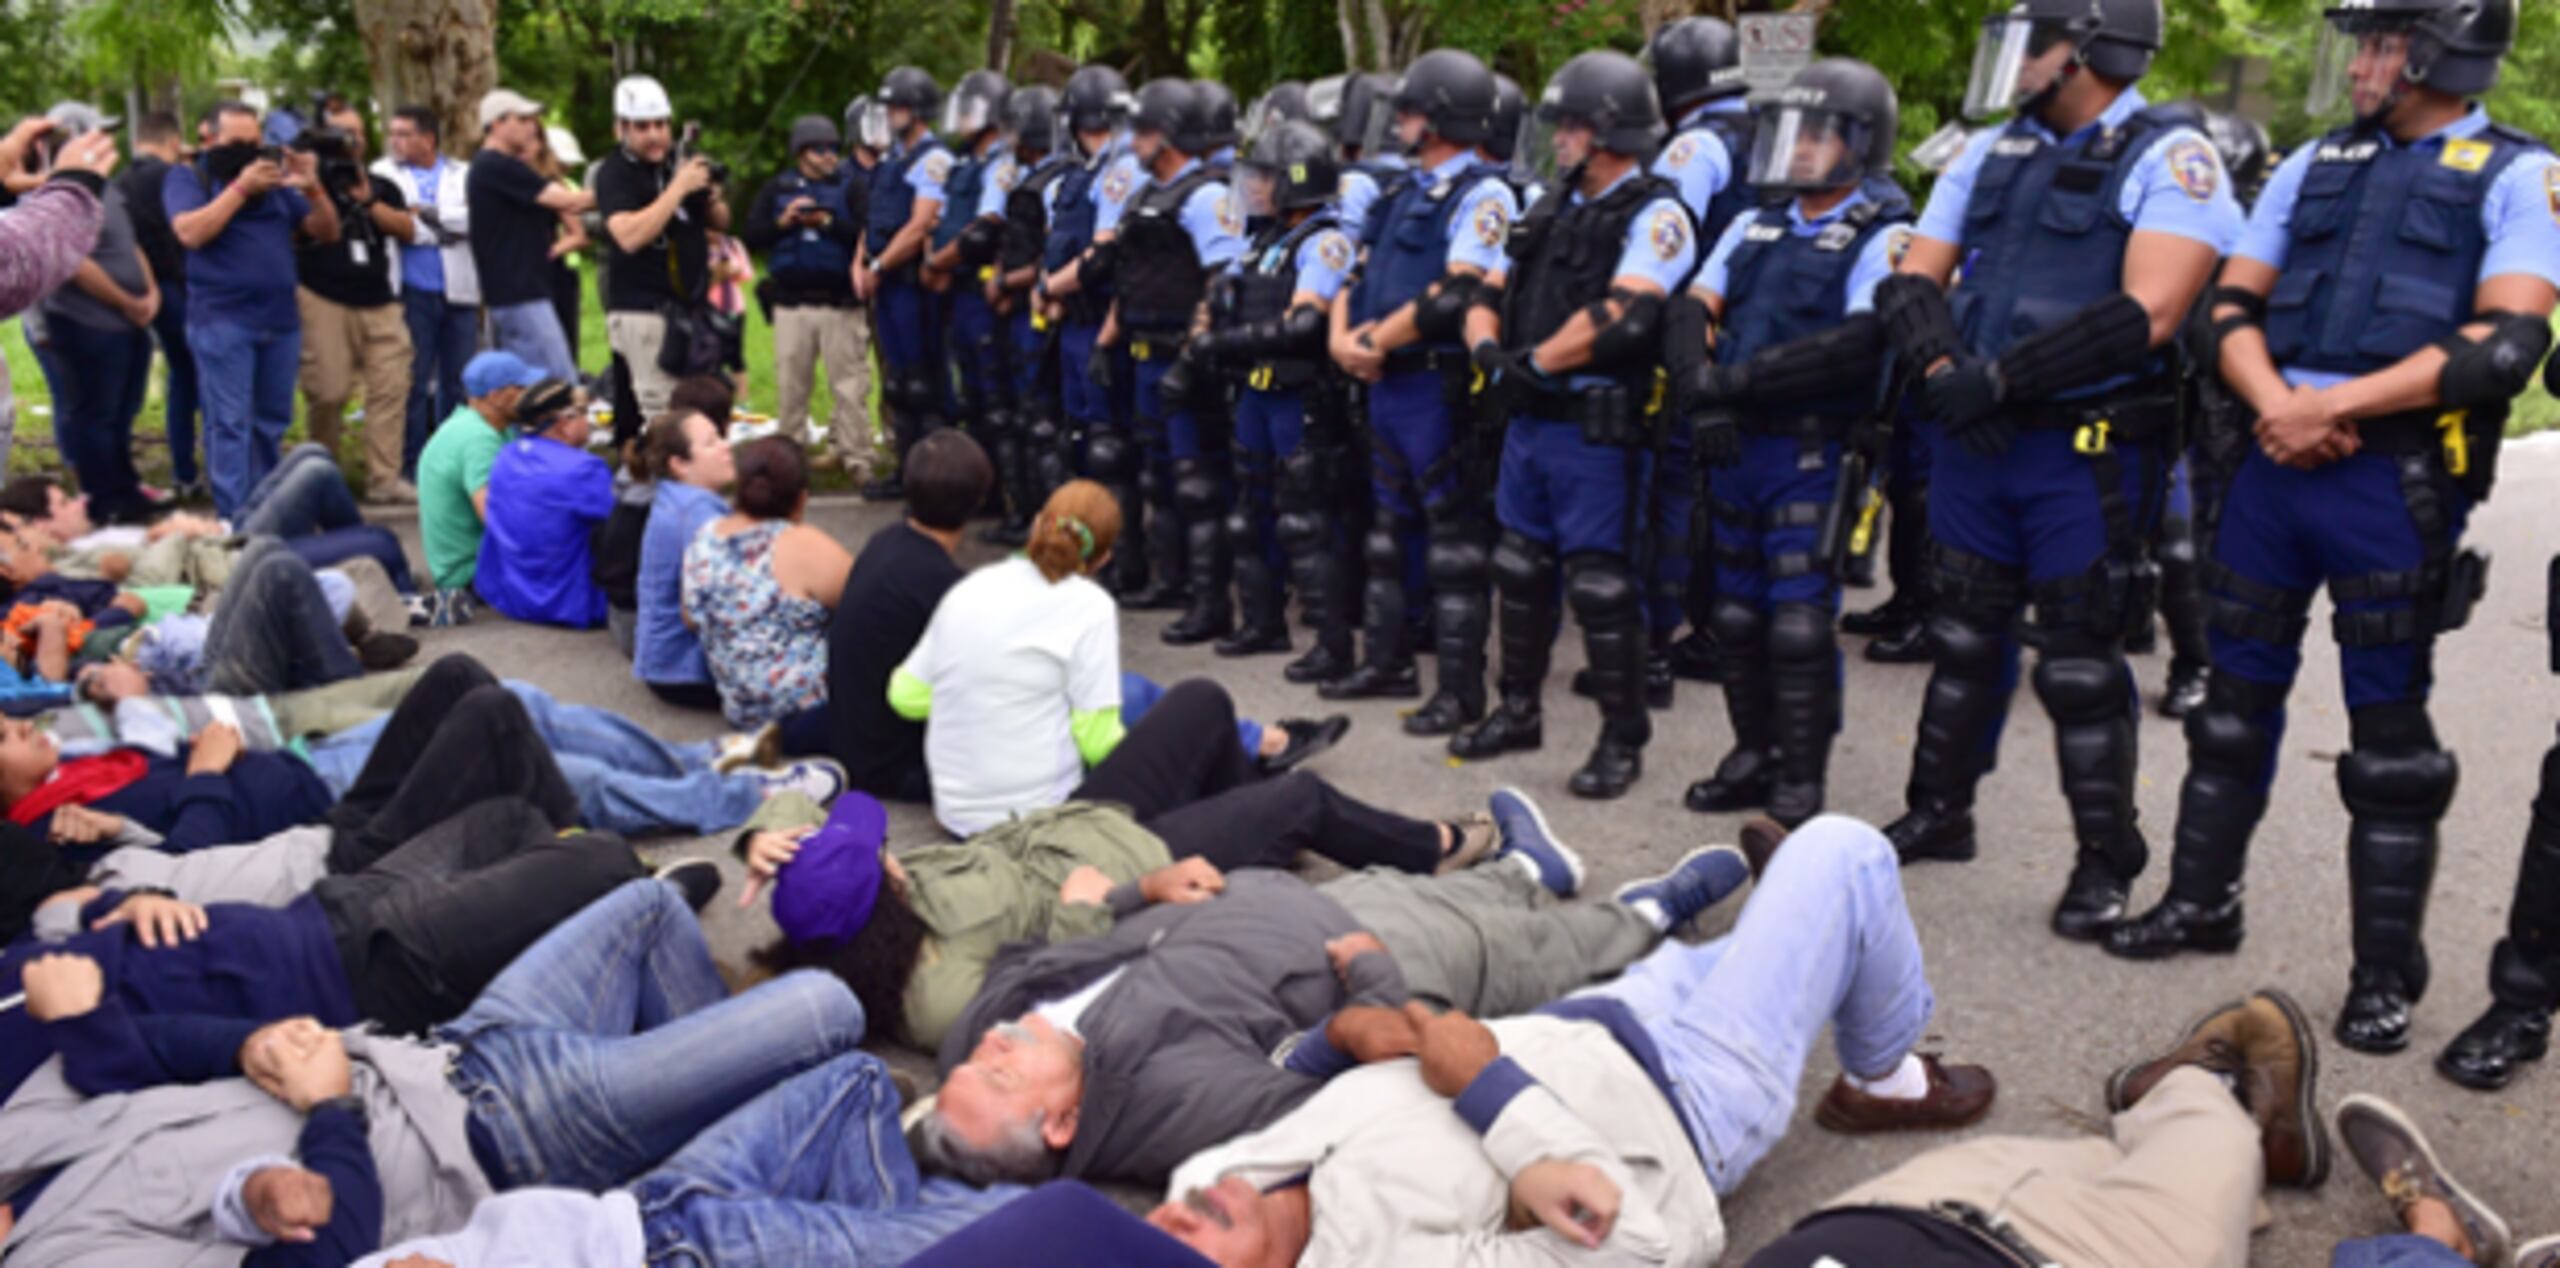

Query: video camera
[{"left": 289, "top": 126, "right": 365, "bottom": 199}]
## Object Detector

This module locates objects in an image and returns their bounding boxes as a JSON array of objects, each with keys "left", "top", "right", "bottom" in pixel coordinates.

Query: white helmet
[{"left": 613, "top": 75, "right": 673, "bottom": 122}]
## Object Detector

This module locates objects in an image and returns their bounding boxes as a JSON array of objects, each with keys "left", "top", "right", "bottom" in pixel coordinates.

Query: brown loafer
[
  {"left": 1739, "top": 815, "right": 1787, "bottom": 880},
  {"left": 1813, "top": 1053, "right": 1996, "bottom": 1134}
]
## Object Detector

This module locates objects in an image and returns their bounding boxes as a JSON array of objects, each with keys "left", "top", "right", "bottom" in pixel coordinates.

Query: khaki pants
[
  {"left": 772, "top": 303, "right": 876, "bottom": 476},
  {"left": 607, "top": 310, "right": 676, "bottom": 421},
  {"left": 296, "top": 288, "right": 413, "bottom": 492},
  {"left": 1822, "top": 1067, "right": 2261, "bottom": 1268}
]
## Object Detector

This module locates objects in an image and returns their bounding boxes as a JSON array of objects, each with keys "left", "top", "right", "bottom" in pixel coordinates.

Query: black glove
[
  {"left": 1188, "top": 328, "right": 1232, "bottom": 366},
  {"left": 1087, "top": 345, "right": 1117, "bottom": 391},
  {"left": 1691, "top": 407, "right": 1743, "bottom": 469},
  {"left": 1158, "top": 350, "right": 1199, "bottom": 409},
  {"left": 1686, "top": 362, "right": 1747, "bottom": 408},
  {"left": 1925, "top": 358, "right": 2014, "bottom": 458},
  {"left": 1471, "top": 340, "right": 1530, "bottom": 418}
]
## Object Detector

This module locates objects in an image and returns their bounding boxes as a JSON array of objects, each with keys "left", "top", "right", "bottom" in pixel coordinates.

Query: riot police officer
[
  {"left": 855, "top": 66, "right": 953, "bottom": 501},
  {"left": 1675, "top": 58, "right": 1914, "bottom": 828},
  {"left": 1313, "top": 72, "right": 1407, "bottom": 242},
  {"left": 963, "top": 85, "right": 1067, "bottom": 542},
  {"left": 2105, "top": 0, "right": 2558, "bottom": 1057},
  {"left": 1455, "top": 50, "right": 1694, "bottom": 800},
  {"left": 1243, "top": 82, "right": 1314, "bottom": 148},
  {"left": 1644, "top": 16, "right": 1761, "bottom": 690},
  {"left": 922, "top": 70, "right": 1014, "bottom": 524},
  {"left": 1186, "top": 121, "right": 1358, "bottom": 664},
  {"left": 1871, "top": 0, "right": 2241, "bottom": 935},
  {"left": 1195, "top": 80, "right": 1241, "bottom": 172},
  {"left": 1104, "top": 80, "right": 1248, "bottom": 643},
  {"left": 1320, "top": 49, "right": 1517, "bottom": 733},
  {"left": 1040, "top": 66, "right": 1146, "bottom": 586}
]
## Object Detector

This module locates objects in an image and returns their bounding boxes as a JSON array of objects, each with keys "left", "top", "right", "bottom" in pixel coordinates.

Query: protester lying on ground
[
  {"left": 0, "top": 523, "right": 149, "bottom": 627},
  {"left": 0, "top": 795, "right": 650, "bottom": 1104},
  {"left": 2328, "top": 1092, "right": 2560, "bottom": 1268},
  {"left": 93, "top": 535, "right": 416, "bottom": 698},
  {"left": 0, "top": 877, "right": 874, "bottom": 1263},
  {"left": 632, "top": 408, "right": 735, "bottom": 708},
  {"left": 478, "top": 379, "right": 614, "bottom": 628},
  {"left": 683, "top": 435, "right": 849, "bottom": 740},
  {"left": 751, "top": 781, "right": 1734, "bottom": 1056},
  {"left": 1115, "top": 816, "right": 1994, "bottom": 1265},
  {"left": 416, "top": 353, "right": 563, "bottom": 626}
]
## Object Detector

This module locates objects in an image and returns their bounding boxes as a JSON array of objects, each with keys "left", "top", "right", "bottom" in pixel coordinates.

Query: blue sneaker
[
  {"left": 1490, "top": 786, "right": 1585, "bottom": 897},
  {"left": 1614, "top": 845, "right": 1752, "bottom": 931}
]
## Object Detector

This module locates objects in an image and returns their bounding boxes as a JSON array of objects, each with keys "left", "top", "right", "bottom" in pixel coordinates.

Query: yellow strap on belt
[
  {"left": 977, "top": 266, "right": 996, "bottom": 283},
  {"left": 1031, "top": 313, "right": 1051, "bottom": 333},
  {"left": 1849, "top": 486, "right": 1885, "bottom": 556},
  {"left": 1249, "top": 365, "right": 1273, "bottom": 391},
  {"left": 2438, "top": 410, "right": 2470, "bottom": 478},
  {"left": 1132, "top": 341, "right": 1152, "bottom": 362},
  {"left": 2073, "top": 419, "right": 2112, "bottom": 455}
]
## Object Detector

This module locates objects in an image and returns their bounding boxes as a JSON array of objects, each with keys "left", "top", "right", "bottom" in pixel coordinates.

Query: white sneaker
[{"left": 752, "top": 758, "right": 846, "bottom": 805}]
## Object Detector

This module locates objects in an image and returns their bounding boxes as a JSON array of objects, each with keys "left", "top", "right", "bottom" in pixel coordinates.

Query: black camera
[
  {"left": 290, "top": 127, "right": 364, "bottom": 197},
  {"left": 676, "top": 121, "right": 730, "bottom": 186}
]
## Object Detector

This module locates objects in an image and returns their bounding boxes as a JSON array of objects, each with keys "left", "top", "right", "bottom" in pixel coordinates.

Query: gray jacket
[
  {"left": 0, "top": 1030, "right": 492, "bottom": 1265},
  {"left": 939, "top": 870, "right": 1406, "bottom": 1186}
]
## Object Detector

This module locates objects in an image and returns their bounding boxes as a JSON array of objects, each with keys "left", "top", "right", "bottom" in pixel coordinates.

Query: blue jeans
[
  {"left": 489, "top": 299, "right": 578, "bottom": 382},
  {"left": 41, "top": 317, "right": 153, "bottom": 519},
  {"left": 152, "top": 287, "right": 202, "bottom": 484},
  {"left": 189, "top": 319, "right": 301, "bottom": 518},
  {"left": 240, "top": 443, "right": 357, "bottom": 536},
  {"left": 1571, "top": 814, "right": 1934, "bottom": 1194},
  {"left": 202, "top": 537, "right": 367, "bottom": 695},
  {"left": 403, "top": 288, "right": 479, "bottom": 477},
  {"left": 442, "top": 878, "right": 869, "bottom": 1192},
  {"left": 305, "top": 681, "right": 759, "bottom": 836},
  {"left": 1120, "top": 670, "right": 1261, "bottom": 759},
  {"left": 2331, "top": 1236, "right": 2472, "bottom": 1267},
  {"left": 633, "top": 1051, "right": 1023, "bottom": 1265}
]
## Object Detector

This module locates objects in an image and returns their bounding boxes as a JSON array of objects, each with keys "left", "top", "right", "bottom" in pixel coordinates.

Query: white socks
[
  {"left": 1509, "top": 852, "right": 1548, "bottom": 889},
  {"left": 1627, "top": 897, "right": 1673, "bottom": 933},
  {"left": 1847, "top": 1053, "right": 1931, "bottom": 1101}
]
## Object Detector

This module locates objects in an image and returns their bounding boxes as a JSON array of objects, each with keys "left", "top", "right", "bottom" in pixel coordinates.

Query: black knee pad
[
  {"left": 1708, "top": 597, "right": 1765, "bottom": 649},
  {"left": 1028, "top": 417, "right": 1062, "bottom": 448},
  {"left": 1490, "top": 531, "right": 1554, "bottom": 595},
  {"left": 1275, "top": 509, "right": 1323, "bottom": 554},
  {"left": 1173, "top": 461, "right": 1222, "bottom": 519},
  {"left": 1426, "top": 523, "right": 1486, "bottom": 590},
  {"left": 1564, "top": 554, "right": 1641, "bottom": 624},
  {"left": 1927, "top": 610, "right": 2007, "bottom": 681},
  {"left": 1364, "top": 526, "right": 1405, "bottom": 577},
  {"left": 1767, "top": 603, "right": 1834, "bottom": 663},
  {"left": 2184, "top": 675, "right": 2286, "bottom": 778},
  {"left": 2340, "top": 703, "right": 2459, "bottom": 822},
  {"left": 2030, "top": 652, "right": 2124, "bottom": 724},
  {"left": 1223, "top": 506, "right": 1258, "bottom": 550},
  {"left": 1086, "top": 431, "right": 1134, "bottom": 483}
]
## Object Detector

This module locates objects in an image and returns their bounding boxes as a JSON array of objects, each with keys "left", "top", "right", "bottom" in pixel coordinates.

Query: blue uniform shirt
[
  {"left": 2236, "top": 107, "right": 2560, "bottom": 389},
  {"left": 905, "top": 139, "right": 951, "bottom": 210},
  {"left": 1651, "top": 99, "right": 1746, "bottom": 224},
  {"left": 1439, "top": 155, "right": 1521, "bottom": 275},
  {"left": 975, "top": 144, "right": 1020, "bottom": 221},
  {"left": 1336, "top": 154, "right": 1410, "bottom": 245},
  {"left": 1695, "top": 189, "right": 1911, "bottom": 315},
  {"left": 1292, "top": 225, "right": 1357, "bottom": 302},
  {"left": 1914, "top": 87, "right": 2245, "bottom": 258}
]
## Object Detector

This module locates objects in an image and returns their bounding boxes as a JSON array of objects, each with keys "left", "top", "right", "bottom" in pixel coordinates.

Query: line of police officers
[{"left": 842, "top": 0, "right": 2560, "bottom": 1091}]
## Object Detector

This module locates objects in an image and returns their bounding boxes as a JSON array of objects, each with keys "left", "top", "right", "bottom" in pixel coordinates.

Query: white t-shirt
[
  {"left": 1034, "top": 965, "right": 1129, "bottom": 1039},
  {"left": 903, "top": 555, "right": 1122, "bottom": 837}
]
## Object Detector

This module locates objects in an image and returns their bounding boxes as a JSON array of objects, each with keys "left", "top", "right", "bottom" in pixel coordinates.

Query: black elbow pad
[
  {"left": 1992, "top": 292, "right": 2153, "bottom": 403},
  {"left": 1663, "top": 292, "right": 1713, "bottom": 377},
  {"left": 2437, "top": 311, "right": 2555, "bottom": 410},
  {"left": 1415, "top": 276, "right": 1479, "bottom": 343},
  {"left": 1279, "top": 304, "right": 1329, "bottom": 356},
  {"left": 955, "top": 217, "right": 1005, "bottom": 268},
  {"left": 1588, "top": 291, "right": 1664, "bottom": 371},
  {"left": 1081, "top": 240, "right": 1118, "bottom": 289},
  {"left": 1741, "top": 314, "right": 1887, "bottom": 405},
  {"left": 1875, "top": 273, "right": 1964, "bottom": 370},
  {"left": 1469, "top": 280, "right": 1506, "bottom": 322}
]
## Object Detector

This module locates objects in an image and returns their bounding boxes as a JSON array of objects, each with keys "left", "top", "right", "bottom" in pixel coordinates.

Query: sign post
[{"left": 1738, "top": 13, "right": 1817, "bottom": 100}]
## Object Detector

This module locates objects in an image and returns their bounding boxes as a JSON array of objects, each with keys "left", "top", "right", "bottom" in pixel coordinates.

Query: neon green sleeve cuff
[
  {"left": 1071, "top": 707, "right": 1125, "bottom": 767},
  {"left": 888, "top": 666, "right": 933, "bottom": 721}
]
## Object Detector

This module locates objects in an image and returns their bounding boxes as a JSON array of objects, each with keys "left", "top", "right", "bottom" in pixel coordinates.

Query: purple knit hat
[{"left": 772, "top": 791, "right": 889, "bottom": 946}]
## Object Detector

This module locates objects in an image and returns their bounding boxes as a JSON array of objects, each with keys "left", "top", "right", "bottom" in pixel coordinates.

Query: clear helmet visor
[
  {"left": 1747, "top": 108, "right": 1872, "bottom": 193},
  {"left": 1355, "top": 100, "right": 1399, "bottom": 158},
  {"left": 1963, "top": 16, "right": 2037, "bottom": 120},
  {"left": 857, "top": 102, "right": 894, "bottom": 152},
  {"left": 1306, "top": 76, "right": 1347, "bottom": 128},
  {"left": 2308, "top": 19, "right": 2414, "bottom": 119},
  {"left": 1236, "top": 164, "right": 1280, "bottom": 220},
  {"left": 942, "top": 93, "right": 996, "bottom": 138}
]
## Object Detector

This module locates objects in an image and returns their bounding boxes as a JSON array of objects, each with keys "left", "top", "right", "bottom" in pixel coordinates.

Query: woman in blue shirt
[{"left": 633, "top": 410, "right": 734, "bottom": 709}]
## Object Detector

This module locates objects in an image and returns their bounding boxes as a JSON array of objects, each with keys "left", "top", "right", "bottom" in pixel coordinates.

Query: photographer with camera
[
  {"left": 379, "top": 105, "right": 478, "bottom": 486},
  {"left": 292, "top": 99, "right": 418, "bottom": 504},
  {"left": 164, "top": 101, "right": 340, "bottom": 520},
  {"left": 741, "top": 114, "right": 874, "bottom": 480},
  {"left": 467, "top": 89, "right": 592, "bottom": 386},
  {"left": 24, "top": 103, "right": 160, "bottom": 527},
  {"left": 596, "top": 75, "right": 731, "bottom": 421}
]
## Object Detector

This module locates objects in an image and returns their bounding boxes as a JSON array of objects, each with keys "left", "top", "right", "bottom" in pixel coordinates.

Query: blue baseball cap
[
  {"left": 773, "top": 792, "right": 889, "bottom": 947},
  {"left": 461, "top": 350, "right": 546, "bottom": 398}
]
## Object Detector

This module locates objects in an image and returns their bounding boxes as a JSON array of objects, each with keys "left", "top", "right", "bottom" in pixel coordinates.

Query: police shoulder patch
[
  {"left": 1102, "top": 165, "right": 1134, "bottom": 203},
  {"left": 2164, "top": 136, "right": 2220, "bottom": 203},
  {"left": 1647, "top": 204, "right": 1690, "bottom": 261},
  {"left": 922, "top": 153, "right": 952, "bottom": 186},
  {"left": 1665, "top": 135, "right": 1698, "bottom": 169},
  {"left": 993, "top": 158, "right": 1020, "bottom": 191},
  {"left": 1472, "top": 196, "right": 1509, "bottom": 248},
  {"left": 2545, "top": 162, "right": 2560, "bottom": 226},
  {"left": 1214, "top": 188, "right": 1243, "bottom": 235},
  {"left": 1316, "top": 230, "right": 1354, "bottom": 273},
  {"left": 1885, "top": 225, "right": 1916, "bottom": 267}
]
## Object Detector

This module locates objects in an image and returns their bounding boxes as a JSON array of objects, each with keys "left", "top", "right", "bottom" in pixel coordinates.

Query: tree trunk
[
  {"left": 985, "top": 0, "right": 1017, "bottom": 71},
  {"left": 351, "top": 0, "right": 499, "bottom": 155}
]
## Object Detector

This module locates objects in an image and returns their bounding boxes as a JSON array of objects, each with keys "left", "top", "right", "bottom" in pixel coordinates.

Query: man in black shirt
[
  {"left": 466, "top": 88, "right": 592, "bottom": 385},
  {"left": 118, "top": 112, "right": 202, "bottom": 497},
  {"left": 291, "top": 102, "right": 416, "bottom": 503},
  {"left": 595, "top": 74, "right": 729, "bottom": 421},
  {"left": 826, "top": 428, "right": 989, "bottom": 801},
  {"left": 740, "top": 115, "right": 873, "bottom": 479}
]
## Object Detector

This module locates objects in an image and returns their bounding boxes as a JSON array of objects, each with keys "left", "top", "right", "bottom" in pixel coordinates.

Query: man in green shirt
[{"left": 415, "top": 351, "right": 553, "bottom": 625}]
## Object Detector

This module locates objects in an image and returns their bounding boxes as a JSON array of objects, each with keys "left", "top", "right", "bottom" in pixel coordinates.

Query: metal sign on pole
[{"left": 1738, "top": 13, "right": 1817, "bottom": 100}]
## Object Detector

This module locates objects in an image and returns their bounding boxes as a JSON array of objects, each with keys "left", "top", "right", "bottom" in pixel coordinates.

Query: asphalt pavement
[{"left": 395, "top": 434, "right": 2560, "bottom": 1262}]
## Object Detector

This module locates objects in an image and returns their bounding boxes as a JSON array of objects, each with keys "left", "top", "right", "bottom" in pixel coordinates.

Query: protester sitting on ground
[
  {"left": 2329, "top": 1093, "right": 2559, "bottom": 1268},
  {"left": 829, "top": 427, "right": 988, "bottom": 800},
  {"left": 478, "top": 379, "right": 614, "bottom": 628},
  {"left": 683, "top": 436, "right": 848, "bottom": 740},
  {"left": 1, "top": 795, "right": 651, "bottom": 1103},
  {"left": 0, "top": 877, "right": 878, "bottom": 1262},
  {"left": 416, "top": 351, "right": 555, "bottom": 626},
  {"left": 634, "top": 409, "right": 735, "bottom": 709},
  {"left": 746, "top": 782, "right": 1726, "bottom": 1054},
  {"left": 891, "top": 482, "right": 1344, "bottom": 837},
  {"left": 908, "top": 813, "right": 1815, "bottom": 1193},
  {"left": 601, "top": 375, "right": 741, "bottom": 663}
]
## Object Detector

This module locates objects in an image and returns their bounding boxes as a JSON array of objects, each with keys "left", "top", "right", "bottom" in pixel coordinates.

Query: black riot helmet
[
  {"left": 879, "top": 66, "right": 943, "bottom": 121},
  {"left": 1486, "top": 74, "right": 1526, "bottom": 164},
  {"left": 1063, "top": 65, "right": 1134, "bottom": 136},
  {"left": 1192, "top": 80, "right": 1240, "bottom": 152},
  {"left": 942, "top": 69, "right": 1009, "bottom": 140},
  {"left": 1132, "top": 77, "right": 1213, "bottom": 157},
  {"left": 1242, "top": 81, "right": 1311, "bottom": 146},
  {"left": 1008, "top": 85, "right": 1061, "bottom": 157},
  {"left": 1237, "top": 119, "right": 1341, "bottom": 219},
  {"left": 1647, "top": 17, "right": 1748, "bottom": 115},
  {"left": 1391, "top": 49, "right": 1499, "bottom": 146},
  {"left": 1747, "top": 58, "right": 1899, "bottom": 196},
  {"left": 1963, "top": 0, "right": 2163, "bottom": 120},
  {"left": 1311, "top": 72, "right": 1398, "bottom": 155},
  {"left": 2200, "top": 107, "right": 2273, "bottom": 204},
  {"left": 2311, "top": 0, "right": 2516, "bottom": 118},
  {"left": 1536, "top": 51, "right": 1665, "bottom": 159}
]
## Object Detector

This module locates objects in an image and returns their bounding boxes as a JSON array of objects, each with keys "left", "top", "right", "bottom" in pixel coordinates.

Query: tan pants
[
  {"left": 607, "top": 310, "right": 676, "bottom": 421},
  {"left": 772, "top": 304, "right": 876, "bottom": 475},
  {"left": 1822, "top": 1067, "right": 2261, "bottom": 1268},
  {"left": 296, "top": 288, "right": 413, "bottom": 491}
]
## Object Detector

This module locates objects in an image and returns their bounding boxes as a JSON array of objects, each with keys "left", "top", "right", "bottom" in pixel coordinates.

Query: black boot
[
  {"left": 1216, "top": 505, "right": 1291, "bottom": 657},
  {"left": 2440, "top": 740, "right": 2560, "bottom": 1088},
  {"left": 1686, "top": 601, "right": 1774, "bottom": 814},
  {"left": 1886, "top": 610, "right": 2008, "bottom": 865},
  {"left": 1450, "top": 534, "right": 1555, "bottom": 761},
  {"left": 1841, "top": 595, "right": 1917, "bottom": 638},
  {"left": 1408, "top": 518, "right": 1490, "bottom": 736},
  {"left": 1665, "top": 626, "right": 1722, "bottom": 682},
  {"left": 2032, "top": 639, "right": 2147, "bottom": 941},
  {"left": 2336, "top": 709, "right": 2457, "bottom": 1054},
  {"left": 1322, "top": 525, "right": 1419, "bottom": 699},
  {"left": 1285, "top": 643, "right": 1353, "bottom": 685},
  {"left": 1565, "top": 558, "right": 1648, "bottom": 800},
  {"left": 2107, "top": 676, "right": 2283, "bottom": 961},
  {"left": 1163, "top": 465, "right": 1234, "bottom": 645},
  {"left": 2160, "top": 662, "right": 2209, "bottom": 719},
  {"left": 1086, "top": 429, "right": 1151, "bottom": 599},
  {"left": 2157, "top": 524, "right": 2210, "bottom": 716},
  {"left": 2437, "top": 1004, "right": 2552, "bottom": 1090},
  {"left": 1864, "top": 618, "right": 1934, "bottom": 663},
  {"left": 1765, "top": 603, "right": 1836, "bottom": 828}
]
